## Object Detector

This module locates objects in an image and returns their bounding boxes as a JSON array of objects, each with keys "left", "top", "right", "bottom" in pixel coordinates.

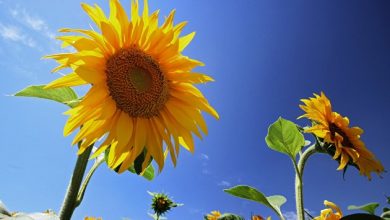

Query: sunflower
[
  {"left": 149, "top": 192, "right": 178, "bottom": 217},
  {"left": 314, "top": 200, "right": 342, "bottom": 220},
  {"left": 45, "top": 0, "right": 218, "bottom": 173},
  {"left": 299, "top": 92, "right": 384, "bottom": 179},
  {"left": 205, "top": 211, "right": 221, "bottom": 220}
]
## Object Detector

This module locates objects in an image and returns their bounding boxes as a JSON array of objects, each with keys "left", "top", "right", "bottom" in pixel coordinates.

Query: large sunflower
[
  {"left": 46, "top": 0, "right": 218, "bottom": 173},
  {"left": 299, "top": 92, "right": 383, "bottom": 179}
]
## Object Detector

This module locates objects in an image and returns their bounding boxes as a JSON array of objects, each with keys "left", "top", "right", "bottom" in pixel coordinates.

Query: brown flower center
[
  {"left": 329, "top": 123, "right": 354, "bottom": 148},
  {"left": 105, "top": 47, "right": 169, "bottom": 118}
]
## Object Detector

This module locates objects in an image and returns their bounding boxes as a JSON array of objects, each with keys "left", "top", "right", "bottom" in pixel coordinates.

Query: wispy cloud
[
  {"left": 283, "top": 211, "right": 297, "bottom": 220},
  {"left": 202, "top": 169, "right": 211, "bottom": 175},
  {"left": 283, "top": 210, "right": 315, "bottom": 220},
  {"left": 0, "top": 23, "right": 36, "bottom": 48},
  {"left": 199, "top": 153, "right": 211, "bottom": 175},
  {"left": 188, "top": 207, "right": 202, "bottom": 215},
  {"left": 200, "top": 153, "right": 209, "bottom": 160},
  {"left": 218, "top": 180, "right": 231, "bottom": 187},
  {"left": 10, "top": 7, "right": 55, "bottom": 40}
]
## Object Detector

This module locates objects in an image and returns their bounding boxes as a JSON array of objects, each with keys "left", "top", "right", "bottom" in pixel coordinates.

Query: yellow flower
[
  {"left": 252, "top": 215, "right": 271, "bottom": 220},
  {"left": 46, "top": 0, "right": 218, "bottom": 173},
  {"left": 206, "top": 211, "right": 221, "bottom": 220},
  {"left": 299, "top": 92, "right": 384, "bottom": 179},
  {"left": 84, "top": 217, "right": 102, "bottom": 220},
  {"left": 314, "top": 200, "right": 343, "bottom": 220},
  {"left": 251, "top": 215, "right": 264, "bottom": 220}
]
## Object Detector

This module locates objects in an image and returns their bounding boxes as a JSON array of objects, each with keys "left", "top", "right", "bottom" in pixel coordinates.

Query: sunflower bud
[{"left": 149, "top": 192, "right": 180, "bottom": 218}]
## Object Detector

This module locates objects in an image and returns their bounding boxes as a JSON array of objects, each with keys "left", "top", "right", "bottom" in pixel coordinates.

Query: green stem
[
  {"left": 295, "top": 145, "right": 316, "bottom": 220},
  {"left": 75, "top": 155, "right": 105, "bottom": 208},
  {"left": 59, "top": 144, "right": 93, "bottom": 220}
]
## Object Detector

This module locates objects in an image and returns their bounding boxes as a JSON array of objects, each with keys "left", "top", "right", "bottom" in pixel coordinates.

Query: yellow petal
[
  {"left": 81, "top": 3, "right": 107, "bottom": 29},
  {"left": 45, "top": 72, "right": 87, "bottom": 89},
  {"left": 179, "top": 32, "right": 195, "bottom": 51},
  {"left": 101, "top": 21, "right": 120, "bottom": 51}
]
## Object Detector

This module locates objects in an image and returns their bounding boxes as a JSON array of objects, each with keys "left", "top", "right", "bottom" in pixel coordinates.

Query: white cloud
[
  {"left": 283, "top": 210, "right": 315, "bottom": 220},
  {"left": 188, "top": 208, "right": 202, "bottom": 214},
  {"left": 202, "top": 169, "right": 211, "bottom": 175},
  {"left": 200, "top": 153, "right": 209, "bottom": 160},
  {"left": 218, "top": 180, "right": 231, "bottom": 187},
  {"left": 283, "top": 211, "right": 297, "bottom": 220},
  {"left": 10, "top": 7, "right": 56, "bottom": 40},
  {"left": 0, "top": 23, "right": 36, "bottom": 48},
  {"left": 200, "top": 153, "right": 211, "bottom": 175}
]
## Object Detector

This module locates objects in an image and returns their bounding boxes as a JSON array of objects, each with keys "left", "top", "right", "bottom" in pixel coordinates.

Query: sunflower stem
[
  {"left": 75, "top": 154, "right": 105, "bottom": 208},
  {"left": 295, "top": 144, "right": 316, "bottom": 220},
  {"left": 59, "top": 143, "right": 93, "bottom": 220}
]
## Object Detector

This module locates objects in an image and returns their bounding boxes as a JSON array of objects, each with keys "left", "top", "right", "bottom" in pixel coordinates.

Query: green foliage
[
  {"left": 217, "top": 213, "right": 245, "bottom": 220},
  {"left": 348, "top": 202, "right": 380, "bottom": 215},
  {"left": 127, "top": 148, "right": 155, "bottom": 181},
  {"left": 148, "top": 191, "right": 181, "bottom": 219},
  {"left": 0, "top": 200, "right": 11, "bottom": 218},
  {"left": 382, "top": 210, "right": 390, "bottom": 219},
  {"left": 224, "top": 185, "right": 286, "bottom": 220},
  {"left": 14, "top": 85, "right": 79, "bottom": 108},
  {"left": 128, "top": 163, "right": 155, "bottom": 181},
  {"left": 104, "top": 148, "right": 155, "bottom": 181},
  {"left": 340, "top": 213, "right": 383, "bottom": 220},
  {"left": 265, "top": 117, "right": 305, "bottom": 159}
]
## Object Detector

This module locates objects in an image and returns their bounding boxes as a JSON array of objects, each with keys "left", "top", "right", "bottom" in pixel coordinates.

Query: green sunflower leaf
[
  {"left": 265, "top": 117, "right": 305, "bottom": 159},
  {"left": 224, "top": 185, "right": 286, "bottom": 220},
  {"left": 382, "top": 210, "right": 390, "bottom": 219},
  {"left": 217, "top": 213, "right": 245, "bottom": 220},
  {"left": 0, "top": 200, "right": 11, "bottom": 216},
  {"left": 348, "top": 202, "right": 380, "bottom": 215},
  {"left": 340, "top": 213, "right": 383, "bottom": 220},
  {"left": 14, "top": 85, "right": 78, "bottom": 108}
]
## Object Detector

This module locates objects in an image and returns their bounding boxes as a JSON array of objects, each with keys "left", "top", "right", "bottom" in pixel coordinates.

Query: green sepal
[
  {"left": 128, "top": 163, "right": 155, "bottom": 181},
  {"left": 14, "top": 85, "right": 79, "bottom": 108},
  {"left": 104, "top": 148, "right": 155, "bottom": 181}
]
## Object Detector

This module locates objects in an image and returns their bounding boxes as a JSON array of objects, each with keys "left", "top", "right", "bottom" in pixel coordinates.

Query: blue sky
[{"left": 1, "top": 0, "right": 390, "bottom": 219}]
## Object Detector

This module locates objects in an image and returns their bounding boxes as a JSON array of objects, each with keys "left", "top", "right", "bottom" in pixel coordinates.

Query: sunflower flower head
[
  {"left": 205, "top": 211, "right": 221, "bottom": 220},
  {"left": 314, "top": 200, "right": 343, "bottom": 220},
  {"left": 299, "top": 92, "right": 384, "bottom": 179},
  {"left": 46, "top": 0, "right": 219, "bottom": 173}
]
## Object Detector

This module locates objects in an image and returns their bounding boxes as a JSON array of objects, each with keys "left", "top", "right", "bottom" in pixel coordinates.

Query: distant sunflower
[
  {"left": 313, "top": 200, "right": 342, "bottom": 220},
  {"left": 205, "top": 211, "right": 221, "bottom": 220},
  {"left": 299, "top": 92, "right": 384, "bottom": 179},
  {"left": 46, "top": 0, "right": 218, "bottom": 173}
]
